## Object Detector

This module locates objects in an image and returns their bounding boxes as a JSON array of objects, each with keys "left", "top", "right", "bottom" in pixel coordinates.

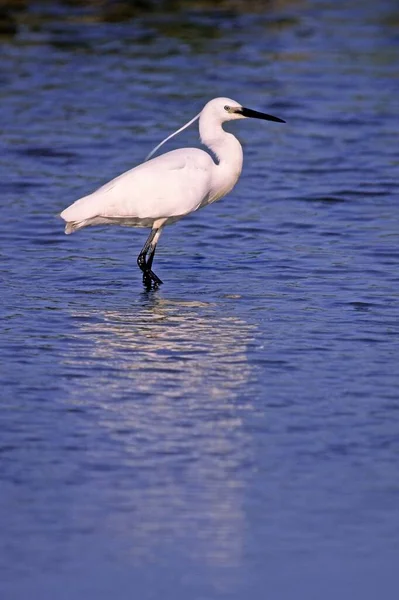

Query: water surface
[{"left": 1, "top": 1, "right": 399, "bottom": 598}]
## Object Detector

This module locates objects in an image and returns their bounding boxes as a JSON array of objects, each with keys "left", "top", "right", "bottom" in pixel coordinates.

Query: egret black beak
[{"left": 238, "top": 107, "right": 285, "bottom": 123}]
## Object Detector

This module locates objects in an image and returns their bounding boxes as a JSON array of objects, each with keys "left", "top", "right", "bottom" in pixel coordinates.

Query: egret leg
[
  {"left": 137, "top": 228, "right": 163, "bottom": 287},
  {"left": 143, "top": 247, "right": 161, "bottom": 289},
  {"left": 146, "top": 244, "right": 157, "bottom": 271}
]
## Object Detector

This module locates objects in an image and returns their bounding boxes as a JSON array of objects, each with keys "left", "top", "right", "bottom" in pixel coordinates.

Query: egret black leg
[
  {"left": 143, "top": 244, "right": 161, "bottom": 288},
  {"left": 137, "top": 228, "right": 163, "bottom": 288},
  {"left": 146, "top": 244, "right": 157, "bottom": 271}
]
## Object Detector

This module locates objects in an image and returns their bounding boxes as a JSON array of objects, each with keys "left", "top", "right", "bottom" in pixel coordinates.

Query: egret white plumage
[{"left": 60, "top": 97, "right": 285, "bottom": 288}]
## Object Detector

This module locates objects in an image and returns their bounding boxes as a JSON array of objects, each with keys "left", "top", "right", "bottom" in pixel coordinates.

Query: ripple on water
[{"left": 1, "top": 1, "right": 399, "bottom": 598}]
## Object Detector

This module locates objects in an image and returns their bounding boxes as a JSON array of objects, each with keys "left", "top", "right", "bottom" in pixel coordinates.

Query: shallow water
[{"left": 1, "top": 1, "right": 399, "bottom": 598}]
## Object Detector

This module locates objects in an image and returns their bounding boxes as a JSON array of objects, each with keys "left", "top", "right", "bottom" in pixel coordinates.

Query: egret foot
[{"left": 143, "top": 270, "right": 163, "bottom": 290}]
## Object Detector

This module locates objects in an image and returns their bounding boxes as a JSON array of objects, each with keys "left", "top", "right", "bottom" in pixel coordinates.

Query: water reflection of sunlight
[
  {"left": 67, "top": 296, "right": 253, "bottom": 401},
  {"left": 65, "top": 297, "right": 256, "bottom": 572}
]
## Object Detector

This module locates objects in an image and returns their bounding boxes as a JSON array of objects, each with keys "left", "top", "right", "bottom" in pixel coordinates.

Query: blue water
[{"left": 1, "top": 1, "right": 399, "bottom": 598}]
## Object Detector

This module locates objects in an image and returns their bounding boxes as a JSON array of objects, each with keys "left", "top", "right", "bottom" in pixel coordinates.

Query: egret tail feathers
[{"left": 64, "top": 220, "right": 88, "bottom": 234}]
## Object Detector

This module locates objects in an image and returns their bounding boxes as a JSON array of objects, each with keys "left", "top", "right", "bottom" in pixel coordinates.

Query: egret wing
[{"left": 61, "top": 148, "right": 214, "bottom": 224}]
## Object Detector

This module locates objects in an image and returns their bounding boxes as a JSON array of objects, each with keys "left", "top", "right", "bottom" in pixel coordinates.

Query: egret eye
[{"left": 224, "top": 105, "right": 230, "bottom": 112}]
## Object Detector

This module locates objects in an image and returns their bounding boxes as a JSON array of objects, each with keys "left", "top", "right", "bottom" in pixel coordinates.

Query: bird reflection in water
[{"left": 64, "top": 296, "right": 256, "bottom": 574}]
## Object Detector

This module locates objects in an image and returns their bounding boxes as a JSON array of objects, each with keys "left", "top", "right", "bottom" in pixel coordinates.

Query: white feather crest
[{"left": 145, "top": 112, "right": 201, "bottom": 162}]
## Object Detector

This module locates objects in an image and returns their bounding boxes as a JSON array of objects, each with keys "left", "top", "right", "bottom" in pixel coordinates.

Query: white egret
[{"left": 60, "top": 97, "right": 285, "bottom": 288}]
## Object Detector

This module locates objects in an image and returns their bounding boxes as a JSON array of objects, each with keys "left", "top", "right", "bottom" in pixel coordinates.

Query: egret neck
[{"left": 199, "top": 110, "right": 244, "bottom": 205}]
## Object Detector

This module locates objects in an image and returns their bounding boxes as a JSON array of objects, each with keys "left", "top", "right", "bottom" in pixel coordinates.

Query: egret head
[
  {"left": 145, "top": 96, "right": 284, "bottom": 162},
  {"left": 203, "top": 97, "right": 285, "bottom": 124}
]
